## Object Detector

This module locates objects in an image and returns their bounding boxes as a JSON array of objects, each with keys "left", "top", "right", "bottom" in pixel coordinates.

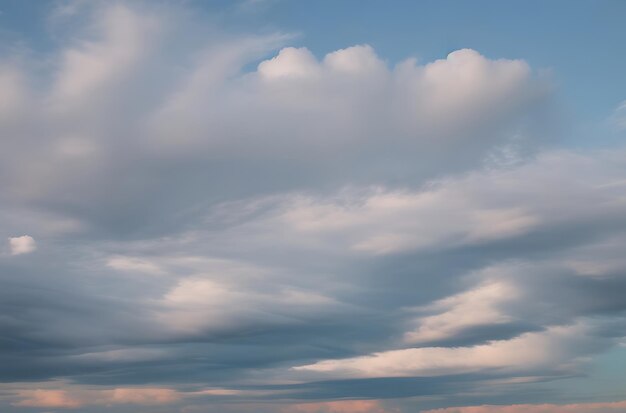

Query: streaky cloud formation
[{"left": 422, "top": 400, "right": 626, "bottom": 413}]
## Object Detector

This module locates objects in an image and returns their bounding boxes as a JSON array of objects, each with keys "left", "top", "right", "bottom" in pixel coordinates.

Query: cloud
[
  {"left": 106, "top": 255, "right": 165, "bottom": 274},
  {"left": 3, "top": 147, "right": 626, "bottom": 401},
  {"left": 8, "top": 383, "right": 289, "bottom": 411},
  {"left": 105, "top": 387, "right": 181, "bottom": 405},
  {"left": 259, "top": 190, "right": 538, "bottom": 255},
  {"left": 8, "top": 235, "right": 36, "bottom": 255},
  {"left": 258, "top": 47, "right": 321, "bottom": 79},
  {"left": 50, "top": 3, "right": 161, "bottom": 112},
  {"left": 293, "top": 323, "right": 600, "bottom": 378},
  {"left": 206, "top": 149, "right": 626, "bottom": 257},
  {"left": 13, "top": 390, "right": 82, "bottom": 408},
  {"left": 12, "top": 386, "right": 182, "bottom": 408},
  {"left": 421, "top": 400, "right": 626, "bottom": 413},
  {"left": 284, "top": 400, "right": 397, "bottom": 413},
  {"left": 0, "top": 0, "right": 551, "bottom": 238},
  {"left": 0, "top": 66, "right": 29, "bottom": 122},
  {"left": 4, "top": 148, "right": 626, "bottom": 401},
  {"left": 156, "top": 265, "right": 344, "bottom": 335},
  {"left": 403, "top": 280, "right": 519, "bottom": 345}
]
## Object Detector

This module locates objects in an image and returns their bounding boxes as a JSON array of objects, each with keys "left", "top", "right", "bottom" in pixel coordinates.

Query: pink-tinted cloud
[
  {"left": 105, "top": 387, "right": 182, "bottom": 405},
  {"left": 12, "top": 386, "right": 182, "bottom": 409},
  {"left": 283, "top": 400, "right": 398, "bottom": 413},
  {"left": 422, "top": 400, "right": 626, "bottom": 413},
  {"left": 13, "top": 389, "right": 82, "bottom": 408}
]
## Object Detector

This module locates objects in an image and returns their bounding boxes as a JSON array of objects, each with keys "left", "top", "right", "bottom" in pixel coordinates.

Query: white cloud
[
  {"left": 404, "top": 280, "right": 519, "bottom": 345},
  {"left": 323, "top": 44, "right": 387, "bottom": 75},
  {"left": 294, "top": 323, "right": 598, "bottom": 378},
  {"left": 0, "top": 1, "right": 551, "bottom": 228},
  {"left": 258, "top": 47, "right": 320, "bottom": 79},
  {"left": 50, "top": 3, "right": 161, "bottom": 113},
  {"left": 206, "top": 148, "right": 626, "bottom": 256},
  {"left": 153, "top": 258, "right": 344, "bottom": 335},
  {"left": 8, "top": 235, "right": 36, "bottom": 255}
]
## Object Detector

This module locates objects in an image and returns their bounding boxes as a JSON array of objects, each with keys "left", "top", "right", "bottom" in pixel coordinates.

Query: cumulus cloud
[
  {"left": 0, "top": 0, "right": 550, "bottom": 238},
  {"left": 258, "top": 47, "right": 321, "bottom": 79},
  {"left": 8, "top": 235, "right": 36, "bottom": 255}
]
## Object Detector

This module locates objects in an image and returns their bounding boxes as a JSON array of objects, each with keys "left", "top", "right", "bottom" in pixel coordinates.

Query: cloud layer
[
  {"left": 423, "top": 401, "right": 626, "bottom": 413},
  {"left": 0, "top": 1, "right": 624, "bottom": 413}
]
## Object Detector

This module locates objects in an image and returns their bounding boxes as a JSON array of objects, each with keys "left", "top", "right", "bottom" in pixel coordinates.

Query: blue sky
[
  {"left": 1, "top": 1, "right": 626, "bottom": 413},
  {"left": 249, "top": 0, "right": 625, "bottom": 117}
]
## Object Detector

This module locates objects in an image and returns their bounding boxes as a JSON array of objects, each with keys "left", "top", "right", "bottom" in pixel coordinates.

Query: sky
[{"left": 1, "top": 1, "right": 626, "bottom": 412}]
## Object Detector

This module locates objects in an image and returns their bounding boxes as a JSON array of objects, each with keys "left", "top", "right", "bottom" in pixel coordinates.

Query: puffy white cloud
[
  {"left": 323, "top": 44, "right": 387, "bottom": 75},
  {"left": 8, "top": 235, "right": 36, "bottom": 255},
  {"left": 258, "top": 47, "right": 321, "bottom": 79}
]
